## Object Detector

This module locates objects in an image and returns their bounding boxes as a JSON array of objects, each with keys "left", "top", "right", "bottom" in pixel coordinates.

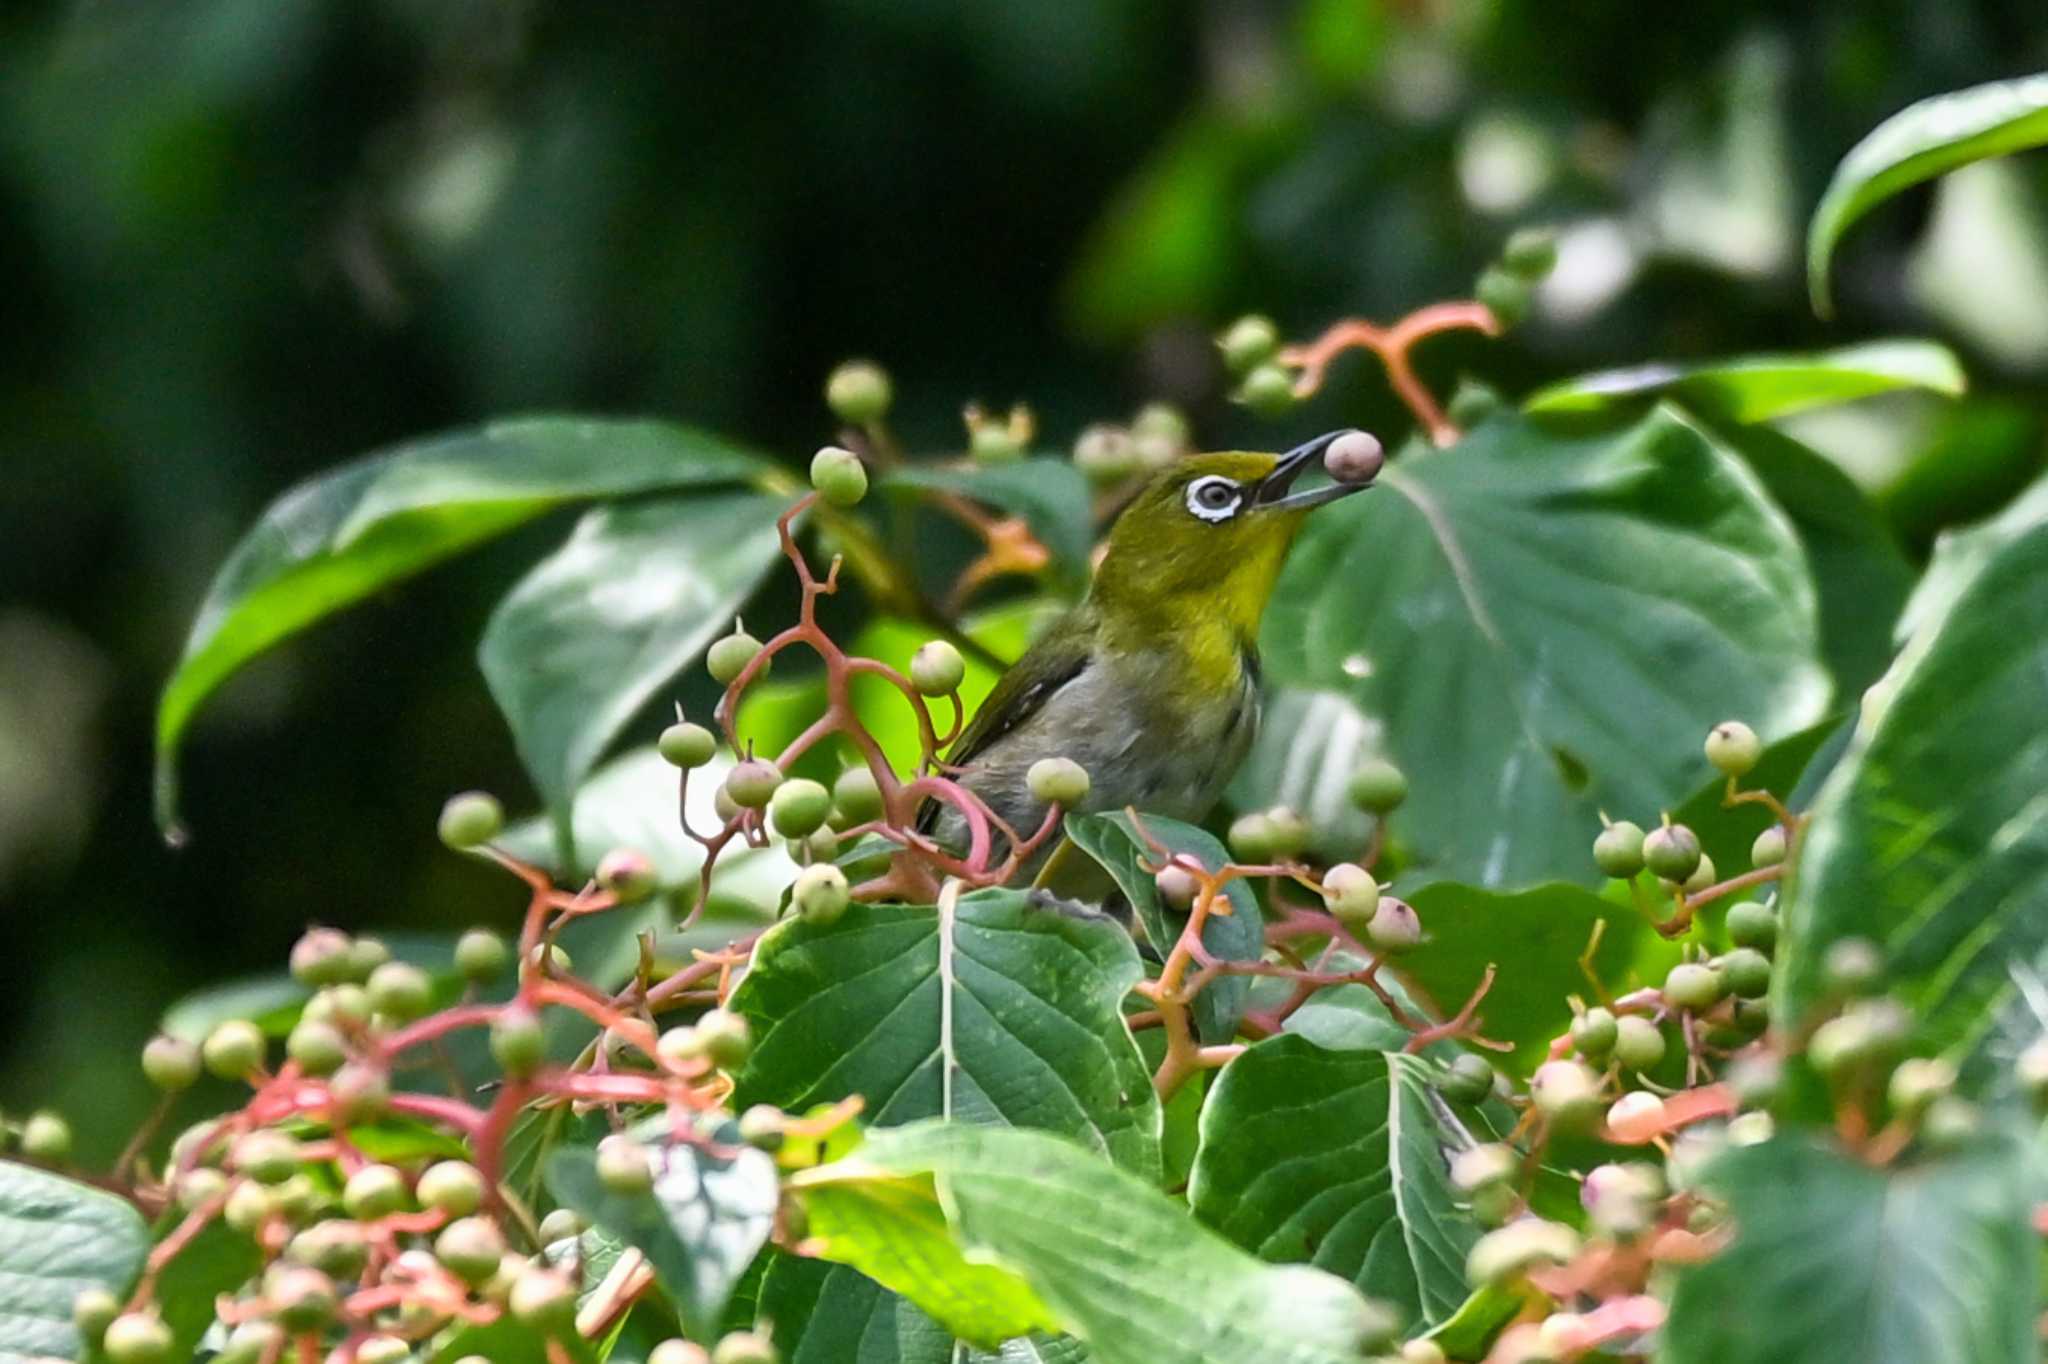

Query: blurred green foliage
[{"left": 4, "top": 0, "right": 2047, "bottom": 1155}]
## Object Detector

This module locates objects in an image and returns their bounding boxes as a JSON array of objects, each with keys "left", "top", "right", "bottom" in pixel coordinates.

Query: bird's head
[{"left": 1092, "top": 429, "right": 1380, "bottom": 641}]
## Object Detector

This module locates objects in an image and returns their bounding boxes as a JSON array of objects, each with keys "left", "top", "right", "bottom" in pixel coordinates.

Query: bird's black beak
[{"left": 1249, "top": 429, "right": 1376, "bottom": 512}]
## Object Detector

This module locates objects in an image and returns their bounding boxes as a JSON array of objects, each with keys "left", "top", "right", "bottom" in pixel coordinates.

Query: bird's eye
[{"left": 1186, "top": 476, "right": 1241, "bottom": 522}]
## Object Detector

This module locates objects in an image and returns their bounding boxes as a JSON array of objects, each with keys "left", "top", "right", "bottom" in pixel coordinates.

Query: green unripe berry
[
  {"left": 176, "top": 1167, "right": 228, "bottom": 1211},
  {"left": 492, "top": 1007, "right": 546, "bottom": 1079},
  {"left": 438, "top": 791, "right": 504, "bottom": 850},
  {"left": 712, "top": 1330, "right": 780, "bottom": 1364},
  {"left": 1571, "top": 1007, "right": 1618, "bottom": 1058},
  {"left": 1529, "top": 1060, "right": 1603, "bottom": 1132},
  {"left": 342, "top": 1163, "right": 408, "bottom": 1220},
  {"left": 2017, "top": 1039, "right": 2048, "bottom": 1110},
  {"left": 1662, "top": 962, "right": 1724, "bottom": 1012},
  {"left": 792, "top": 863, "right": 851, "bottom": 925},
  {"left": 418, "top": 1160, "right": 487, "bottom": 1217},
  {"left": 826, "top": 360, "right": 892, "bottom": 425},
  {"left": 455, "top": 928, "right": 510, "bottom": 984},
  {"left": 1225, "top": 811, "right": 1277, "bottom": 863},
  {"left": 1448, "top": 382, "right": 1505, "bottom": 431},
  {"left": 597, "top": 1134, "right": 656, "bottom": 1196},
  {"left": 694, "top": 1008, "right": 753, "bottom": 1070},
  {"left": 1026, "top": 756, "right": 1090, "bottom": 807},
  {"left": 223, "top": 1179, "right": 275, "bottom": 1234},
  {"left": 1320, "top": 862, "right": 1379, "bottom": 931},
  {"left": 1262, "top": 806, "right": 1311, "bottom": 860},
  {"left": 1641, "top": 824, "right": 1701, "bottom": 882},
  {"left": 1466, "top": 1218, "right": 1580, "bottom": 1289},
  {"left": 660, "top": 721, "right": 719, "bottom": 769},
  {"left": 1725, "top": 900, "right": 1778, "bottom": 954},
  {"left": 141, "top": 1034, "right": 201, "bottom": 1092},
  {"left": 102, "top": 1312, "right": 174, "bottom": 1364},
  {"left": 1438, "top": 1052, "right": 1496, "bottom": 1106},
  {"left": 1132, "top": 402, "right": 1190, "bottom": 447},
  {"left": 231, "top": 1130, "right": 301, "bottom": 1185},
  {"left": 306, "top": 982, "right": 372, "bottom": 1028},
  {"left": 1750, "top": 824, "right": 1788, "bottom": 868},
  {"left": 656, "top": 1025, "right": 703, "bottom": 1067},
  {"left": 20, "top": 1110, "right": 71, "bottom": 1163},
  {"left": 1475, "top": 267, "right": 1531, "bottom": 327},
  {"left": 1920, "top": 1096, "right": 1981, "bottom": 1150},
  {"left": 1468, "top": 1182, "right": 1519, "bottom": 1228},
  {"left": 356, "top": 1337, "right": 410, "bottom": 1364},
  {"left": 725, "top": 758, "right": 784, "bottom": 810},
  {"left": 1605, "top": 1090, "right": 1666, "bottom": 1142},
  {"left": 216, "top": 1322, "right": 282, "bottom": 1364},
  {"left": 528, "top": 942, "right": 572, "bottom": 976},
  {"left": 72, "top": 1286, "right": 120, "bottom": 1341},
  {"left": 1888, "top": 1057, "right": 1956, "bottom": 1120},
  {"left": 809, "top": 445, "right": 869, "bottom": 507},
  {"left": 1612, "top": 1015, "right": 1667, "bottom": 1072},
  {"left": 285, "top": 1220, "right": 368, "bottom": 1277},
  {"left": 1217, "top": 314, "right": 1280, "bottom": 374},
  {"left": 738, "top": 1104, "right": 786, "bottom": 1152},
  {"left": 1808, "top": 1013, "right": 1877, "bottom": 1081},
  {"left": 1235, "top": 363, "right": 1297, "bottom": 417},
  {"left": 329, "top": 1061, "right": 391, "bottom": 1125},
  {"left": 1365, "top": 896, "right": 1423, "bottom": 955},
  {"left": 1823, "top": 937, "right": 1884, "bottom": 995},
  {"left": 909, "top": 639, "right": 966, "bottom": 697},
  {"left": 832, "top": 765, "right": 885, "bottom": 825},
  {"left": 272, "top": 1171, "right": 326, "bottom": 1223},
  {"left": 289, "top": 926, "right": 356, "bottom": 987},
  {"left": 1704, "top": 720, "right": 1762, "bottom": 777},
  {"left": 1732, "top": 996, "right": 1771, "bottom": 1037},
  {"left": 650, "top": 1341, "right": 714, "bottom": 1364},
  {"left": 268, "top": 1266, "right": 338, "bottom": 1331},
  {"left": 1450, "top": 1142, "right": 1518, "bottom": 1194},
  {"left": 202, "top": 1019, "right": 266, "bottom": 1080},
  {"left": 367, "top": 961, "right": 433, "bottom": 1021},
  {"left": 1402, "top": 1340, "right": 1449, "bottom": 1364},
  {"left": 1072, "top": 424, "right": 1140, "bottom": 483},
  {"left": 286, "top": 1018, "right": 348, "bottom": 1075},
  {"left": 1727, "top": 1053, "right": 1784, "bottom": 1109},
  {"left": 1720, "top": 947, "right": 1772, "bottom": 999},
  {"left": 436, "top": 1216, "right": 507, "bottom": 1286},
  {"left": 347, "top": 936, "right": 393, "bottom": 981},
  {"left": 1154, "top": 863, "right": 1200, "bottom": 911},
  {"left": 1679, "top": 851, "right": 1717, "bottom": 895},
  {"left": 1592, "top": 820, "right": 1645, "bottom": 878},
  {"left": 597, "top": 846, "right": 659, "bottom": 902},
  {"left": 509, "top": 1267, "right": 579, "bottom": 1331},
  {"left": 537, "top": 1208, "right": 584, "bottom": 1245},
  {"left": 1347, "top": 760, "right": 1409, "bottom": 814},
  {"left": 707, "top": 626, "right": 768, "bottom": 686},
  {"left": 1501, "top": 227, "right": 1559, "bottom": 278},
  {"left": 769, "top": 778, "right": 833, "bottom": 839}
]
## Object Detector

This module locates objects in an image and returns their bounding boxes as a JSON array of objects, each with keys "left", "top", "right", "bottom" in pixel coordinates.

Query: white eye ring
[{"left": 1185, "top": 475, "right": 1242, "bottom": 523}]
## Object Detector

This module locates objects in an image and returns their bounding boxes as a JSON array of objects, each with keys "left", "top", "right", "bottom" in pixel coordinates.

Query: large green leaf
[
  {"left": 1894, "top": 465, "right": 2048, "bottom": 647},
  {"left": 481, "top": 490, "right": 792, "bottom": 843},
  {"left": 1524, "top": 341, "right": 1965, "bottom": 423},
  {"left": 1187, "top": 1039, "right": 1479, "bottom": 1333},
  {"left": 730, "top": 890, "right": 1161, "bottom": 1183},
  {"left": 545, "top": 1128, "right": 780, "bottom": 1341},
  {"left": 1259, "top": 409, "right": 1828, "bottom": 891},
  {"left": 1063, "top": 811, "right": 1261, "bottom": 1043},
  {"left": 1809, "top": 73, "right": 2048, "bottom": 314},
  {"left": 882, "top": 460, "right": 1095, "bottom": 588},
  {"left": 0, "top": 1163, "right": 149, "bottom": 1364},
  {"left": 757, "top": 1257, "right": 1086, "bottom": 1364},
  {"left": 154, "top": 417, "right": 770, "bottom": 836},
  {"left": 805, "top": 1121, "right": 1386, "bottom": 1364},
  {"left": 149, "top": 1220, "right": 263, "bottom": 1364},
  {"left": 1777, "top": 518, "right": 2048, "bottom": 1047},
  {"left": 1664, "top": 1136, "right": 2036, "bottom": 1364}
]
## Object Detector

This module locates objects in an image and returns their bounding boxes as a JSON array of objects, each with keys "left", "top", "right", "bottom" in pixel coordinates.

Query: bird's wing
[{"left": 915, "top": 629, "right": 1093, "bottom": 836}]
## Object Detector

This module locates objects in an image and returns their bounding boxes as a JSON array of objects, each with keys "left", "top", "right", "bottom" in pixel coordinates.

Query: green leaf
[
  {"left": 480, "top": 490, "right": 793, "bottom": 839},
  {"left": 545, "top": 1130, "right": 779, "bottom": 1341},
  {"left": 812, "top": 1121, "right": 1388, "bottom": 1364},
  {"left": 1777, "top": 518, "right": 2048, "bottom": 1048},
  {"left": 1259, "top": 409, "right": 1829, "bottom": 891},
  {"left": 882, "top": 460, "right": 1095, "bottom": 587},
  {"left": 1063, "top": 811, "right": 1260, "bottom": 1042},
  {"left": 1187, "top": 1040, "right": 1480, "bottom": 1332},
  {"left": 159, "top": 973, "right": 309, "bottom": 1043},
  {"left": 149, "top": 1219, "right": 262, "bottom": 1364},
  {"left": 1809, "top": 73, "right": 2048, "bottom": 315},
  {"left": 154, "top": 416, "right": 770, "bottom": 836},
  {"left": 1525, "top": 341, "right": 1965, "bottom": 423},
  {"left": 1399, "top": 881, "right": 1681, "bottom": 1070},
  {"left": 0, "top": 1162, "right": 149, "bottom": 1364},
  {"left": 1895, "top": 465, "right": 2048, "bottom": 647},
  {"left": 1664, "top": 1136, "right": 2036, "bottom": 1364},
  {"left": 756, "top": 1256, "right": 955, "bottom": 1364},
  {"left": 730, "top": 890, "right": 1161, "bottom": 1183}
]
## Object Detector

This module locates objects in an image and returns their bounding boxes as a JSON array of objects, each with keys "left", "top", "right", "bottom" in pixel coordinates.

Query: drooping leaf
[
  {"left": 1809, "top": 73, "right": 2048, "bottom": 315},
  {"left": 545, "top": 1129, "right": 779, "bottom": 1341},
  {"left": 0, "top": 1162, "right": 149, "bottom": 1364},
  {"left": 1187, "top": 1039, "right": 1480, "bottom": 1332},
  {"left": 805, "top": 1121, "right": 1388, "bottom": 1364},
  {"left": 1664, "top": 1136, "right": 2036, "bottom": 1364},
  {"left": 729, "top": 890, "right": 1161, "bottom": 1182},
  {"left": 154, "top": 417, "right": 770, "bottom": 835},
  {"left": 1894, "top": 465, "right": 2048, "bottom": 647},
  {"left": 1259, "top": 408, "right": 1829, "bottom": 892},
  {"left": 882, "top": 460, "right": 1095, "bottom": 587},
  {"left": 480, "top": 490, "right": 793, "bottom": 843},
  {"left": 1524, "top": 340, "right": 1965, "bottom": 423},
  {"left": 1777, "top": 517, "right": 2048, "bottom": 1048},
  {"left": 1063, "top": 811, "right": 1261, "bottom": 1042}
]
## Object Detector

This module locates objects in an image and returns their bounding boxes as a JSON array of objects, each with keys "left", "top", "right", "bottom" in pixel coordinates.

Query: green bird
[{"left": 921, "top": 428, "right": 1380, "bottom": 885}]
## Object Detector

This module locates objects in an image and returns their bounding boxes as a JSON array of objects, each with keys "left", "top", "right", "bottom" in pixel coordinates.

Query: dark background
[{"left": 4, "top": 0, "right": 2046, "bottom": 1154}]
